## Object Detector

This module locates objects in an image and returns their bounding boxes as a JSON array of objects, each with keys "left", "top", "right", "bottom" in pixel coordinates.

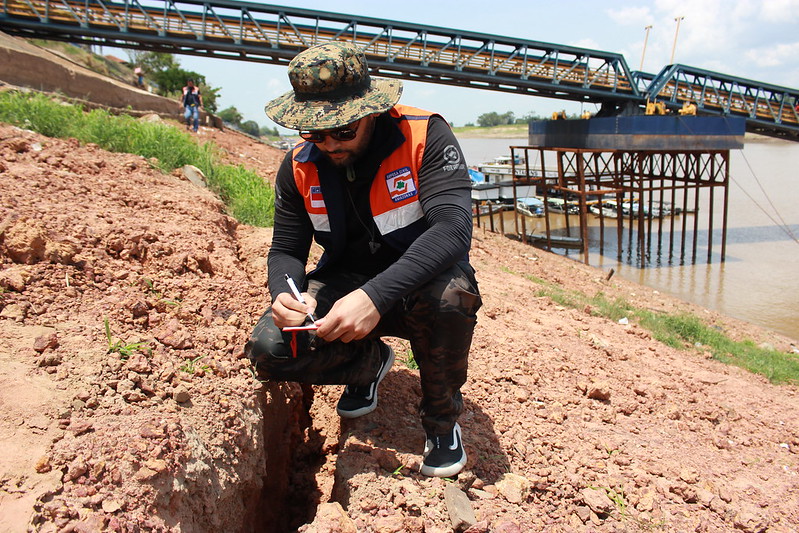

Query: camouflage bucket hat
[{"left": 264, "top": 41, "right": 403, "bottom": 130}]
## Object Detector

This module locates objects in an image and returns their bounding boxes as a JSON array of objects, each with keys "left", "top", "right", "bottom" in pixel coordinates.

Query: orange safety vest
[{"left": 290, "top": 105, "right": 433, "bottom": 260}]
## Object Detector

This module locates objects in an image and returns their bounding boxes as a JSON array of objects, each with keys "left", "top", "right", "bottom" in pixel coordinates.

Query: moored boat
[{"left": 515, "top": 197, "right": 545, "bottom": 217}]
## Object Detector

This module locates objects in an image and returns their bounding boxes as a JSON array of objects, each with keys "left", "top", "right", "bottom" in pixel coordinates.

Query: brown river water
[{"left": 458, "top": 135, "right": 799, "bottom": 342}]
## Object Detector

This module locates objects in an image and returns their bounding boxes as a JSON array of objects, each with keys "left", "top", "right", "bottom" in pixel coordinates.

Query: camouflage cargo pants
[{"left": 245, "top": 261, "right": 482, "bottom": 434}]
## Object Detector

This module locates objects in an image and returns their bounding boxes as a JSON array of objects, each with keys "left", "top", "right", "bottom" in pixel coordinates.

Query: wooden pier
[{"left": 473, "top": 116, "right": 746, "bottom": 267}]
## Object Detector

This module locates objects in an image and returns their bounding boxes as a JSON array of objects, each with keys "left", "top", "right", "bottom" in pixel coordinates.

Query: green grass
[
  {"left": 104, "top": 317, "right": 149, "bottom": 360},
  {"left": 451, "top": 123, "right": 528, "bottom": 136},
  {"left": 0, "top": 91, "right": 274, "bottom": 226},
  {"left": 516, "top": 270, "right": 799, "bottom": 385},
  {"left": 181, "top": 355, "right": 210, "bottom": 374}
]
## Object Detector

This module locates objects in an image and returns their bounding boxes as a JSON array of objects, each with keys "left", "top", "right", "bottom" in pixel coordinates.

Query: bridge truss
[{"left": 1, "top": 0, "right": 798, "bottom": 139}]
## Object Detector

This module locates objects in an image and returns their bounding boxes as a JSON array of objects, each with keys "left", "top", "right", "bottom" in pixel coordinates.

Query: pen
[{"left": 284, "top": 274, "right": 317, "bottom": 325}]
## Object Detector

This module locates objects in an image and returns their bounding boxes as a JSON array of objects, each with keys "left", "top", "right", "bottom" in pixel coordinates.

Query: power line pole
[
  {"left": 640, "top": 25, "right": 653, "bottom": 71},
  {"left": 670, "top": 16, "right": 685, "bottom": 64}
]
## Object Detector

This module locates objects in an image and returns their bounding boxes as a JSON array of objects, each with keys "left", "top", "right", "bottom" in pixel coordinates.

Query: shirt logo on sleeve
[
  {"left": 385, "top": 167, "right": 417, "bottom": 202},
  {"left": 309, "top": 186, "right": 325, "bottom": 208},
  {"left": 442, "top": 144, "right": 465, "bottom": 172}
]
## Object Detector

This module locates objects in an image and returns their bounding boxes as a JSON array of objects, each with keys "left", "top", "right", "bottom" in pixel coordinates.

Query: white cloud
[
  {"left": 569, "top": 38, "right": 601, "bottom": 50},
  {"left": 758, "top": 0, "right": 799, "bottom": 22},
  {"left": 745, "top": 42, "right": 799, "bottom": 68}
]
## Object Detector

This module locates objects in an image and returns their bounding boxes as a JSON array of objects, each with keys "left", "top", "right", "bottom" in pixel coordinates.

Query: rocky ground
[
  {"left": 1, "top": 111, "right": 798, "bottom": 533},
  {"left": 2, "top": 27, "right": 799, "bottom": 527}
]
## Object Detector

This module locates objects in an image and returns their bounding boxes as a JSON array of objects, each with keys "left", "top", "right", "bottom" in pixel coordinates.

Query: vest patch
[
  {"left": 309, "top": 186, "right": 325, "bottom": 208},
  {"left": 385, "top": 167, "right": 417, "bottom": 203}
]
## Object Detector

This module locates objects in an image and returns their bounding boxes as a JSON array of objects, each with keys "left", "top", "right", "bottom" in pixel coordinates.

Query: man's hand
[
  {"left": 272, "top": 291, "right": 317, "bottom": 329},
  {"left": 316, "top": 289, "right": 379, "bottom": 343}
]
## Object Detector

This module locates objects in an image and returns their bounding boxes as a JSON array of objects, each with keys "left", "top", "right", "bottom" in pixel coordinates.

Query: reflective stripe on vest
[{"left": 291, "top": 105, "right": 432, "bottom": 246}]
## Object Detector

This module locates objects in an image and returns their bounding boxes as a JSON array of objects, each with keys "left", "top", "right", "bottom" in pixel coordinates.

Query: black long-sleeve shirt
[{"left": 267, "top": 112, "right": 473, "bottom": 315}]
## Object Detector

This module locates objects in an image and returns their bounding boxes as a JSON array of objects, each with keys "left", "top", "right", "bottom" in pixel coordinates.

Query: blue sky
[{"left": 132, "top": 0, "right": 799, "bottom": 129}]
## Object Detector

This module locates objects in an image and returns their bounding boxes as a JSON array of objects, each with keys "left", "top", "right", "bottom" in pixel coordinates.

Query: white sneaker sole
[{"left": 420, "top": 450, "right": 467, "bottom": 478}]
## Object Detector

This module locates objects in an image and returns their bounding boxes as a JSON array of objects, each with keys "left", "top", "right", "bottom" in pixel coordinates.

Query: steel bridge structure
[{"left": 1, "top": 0, "right": 798, "bottom": 139}]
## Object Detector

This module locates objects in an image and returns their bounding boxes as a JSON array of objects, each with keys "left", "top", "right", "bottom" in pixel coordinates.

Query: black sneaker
[
  {"left": 336, "top": 343, "right": 395, "bottom": 419},
  {"left": 421, "top": 423, "right": 467, "bottom": 478}
]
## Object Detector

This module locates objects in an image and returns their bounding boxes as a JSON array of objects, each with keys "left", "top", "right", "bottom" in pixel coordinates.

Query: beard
[{"left": 322, "top": 149, "right": 358, "bottom": 168}]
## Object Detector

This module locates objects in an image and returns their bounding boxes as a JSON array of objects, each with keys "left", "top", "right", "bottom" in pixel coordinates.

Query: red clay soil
[
  {"left": 0, "top": 31, "right": 798, "bottom": 530},
  {"left": 1, "top": 115, "right": 798, "bottom": 533}
]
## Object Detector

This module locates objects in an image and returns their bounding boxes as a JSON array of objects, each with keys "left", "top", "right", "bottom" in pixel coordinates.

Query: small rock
[
  {"left": 463, "top": 521, "right": 489, "bottom": 533},
  {"left": 173, "top": 386, "right": 191, "bottom": 403},
  {"left": 3, "top": 219, "right": 48, "bottom": 264},
  {"left": 587, "top": 382, "right": 611, "bottom": 401},
  {"left": 300, "top": 502, "right": 357, "bottom": 533},
  {"left": 181, "top": 164, "right": 207, "bottom": 188},
  {"left": 144, "top": 458, "right": 168, "bottom": 474},
  {"left": 371, "top": 448, "right": 401, "bottom": 472},
  {"left": 444, "top": 484, "right": 477, "bottom": 531},
  {"left": 679, "top": 468, "right": 699, "bottom": 484},
  {"left": 492, "top": 520, "right": 522, "bottom": 533},
  {"left": 575, "top": 506, "right": 591, "bottom": 523},
  {"left": 155, "top": 319, "right": 194, "bottom": 349},
  {"left": 66, "top": 420, "right": 93, "bottom": 435},
  {"left": 581, "top": 487, "right": 614, "bottom": 515},
  {"left": 0, "top": 303, "right": 26, "bottom": 321},
  {"left": 34, "top": 455, "right": 52, "bottom": 473},
  {"left": 134, "top": 466, "right": 158, "bottom": 481},
  {"left": 514, "top": 388, "right": 529, "bottom": 402},
  {"left": 589, "top": 334, "right": 609, "bottom": 350},
  {"left": 495, "top": 473, "right": 531, "bottom": 503},
  {"left": 125, "top": 353, "right": 152, "bottom": 373},
  {"left": 102, "top": 500, "right": 122, "bottom": 513},
  {"left": 733, "top": 505, "right": 769, "bottom": 533},
  {"left": 38, "top": 352, "right": 63, "bottom": 367},
  {"left": 33, "top": 331, "right": 59, "bottom": 352},
  {"left": 0, "top": 268, "right": 29, "bottom": 291},
  {"left": 140, "top": 424, "right": 165, "bottom": 439},
  {"left": 66, "top": 459, "right": 88, "bottom": 481}
]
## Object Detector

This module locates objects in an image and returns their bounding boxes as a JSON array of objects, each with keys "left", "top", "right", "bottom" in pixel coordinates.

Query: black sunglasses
[{"left": 299, "top": 120, "right": 361, "bottom": 143}]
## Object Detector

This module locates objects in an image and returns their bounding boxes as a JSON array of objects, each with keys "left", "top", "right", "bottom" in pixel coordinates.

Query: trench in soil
[{"left": 252, "top": 383, "right": 327, "bottom": 533}]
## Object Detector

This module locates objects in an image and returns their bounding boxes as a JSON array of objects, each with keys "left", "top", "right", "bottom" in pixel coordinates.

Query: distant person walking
[
  {"left": 181, "top": 79, "right": 203, "bottom": 133},
  {"left": 134, "top": 66, "right": 144, "bottom": 88}
]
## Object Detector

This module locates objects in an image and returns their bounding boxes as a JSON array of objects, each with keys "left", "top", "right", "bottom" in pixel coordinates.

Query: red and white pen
[{"left": 284, "top": 273, "right": 317, "bottom": 326}]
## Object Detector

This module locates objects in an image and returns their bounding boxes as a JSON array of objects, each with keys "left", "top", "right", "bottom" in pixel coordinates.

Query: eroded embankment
[{"left": 0, "top": 123, "right": 306, "bottom": 531}]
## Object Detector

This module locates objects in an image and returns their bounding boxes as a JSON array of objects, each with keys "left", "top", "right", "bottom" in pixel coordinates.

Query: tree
[
  {"left": 517, "top": 111, "right": 543, "bottom": 123},
  {"left": 218, "top": 106, "right": 243, "bottom": 125},
  {"left": 128, "top": 51, "right": 220, "bottom": 112},
  {"left": 477, "top": 112, "right": 499, "bottom": 127},
  {"left": 199, "top": 84, "right": 220, "bottom": 114},
  {"left": 476, "top": 111, "right": 515, "bottom": 127},
  {"left": 259, "top": 125, "right": 280, "bottom": 137},
  {"left": 130, "top": 51, "right": 180, "bottom": 75},
  {"left": 240, "top": 120, "right": 261, "bottom": 137},
  {"left": 152, "top": 67, "right": 204, "bottom": 96}
]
